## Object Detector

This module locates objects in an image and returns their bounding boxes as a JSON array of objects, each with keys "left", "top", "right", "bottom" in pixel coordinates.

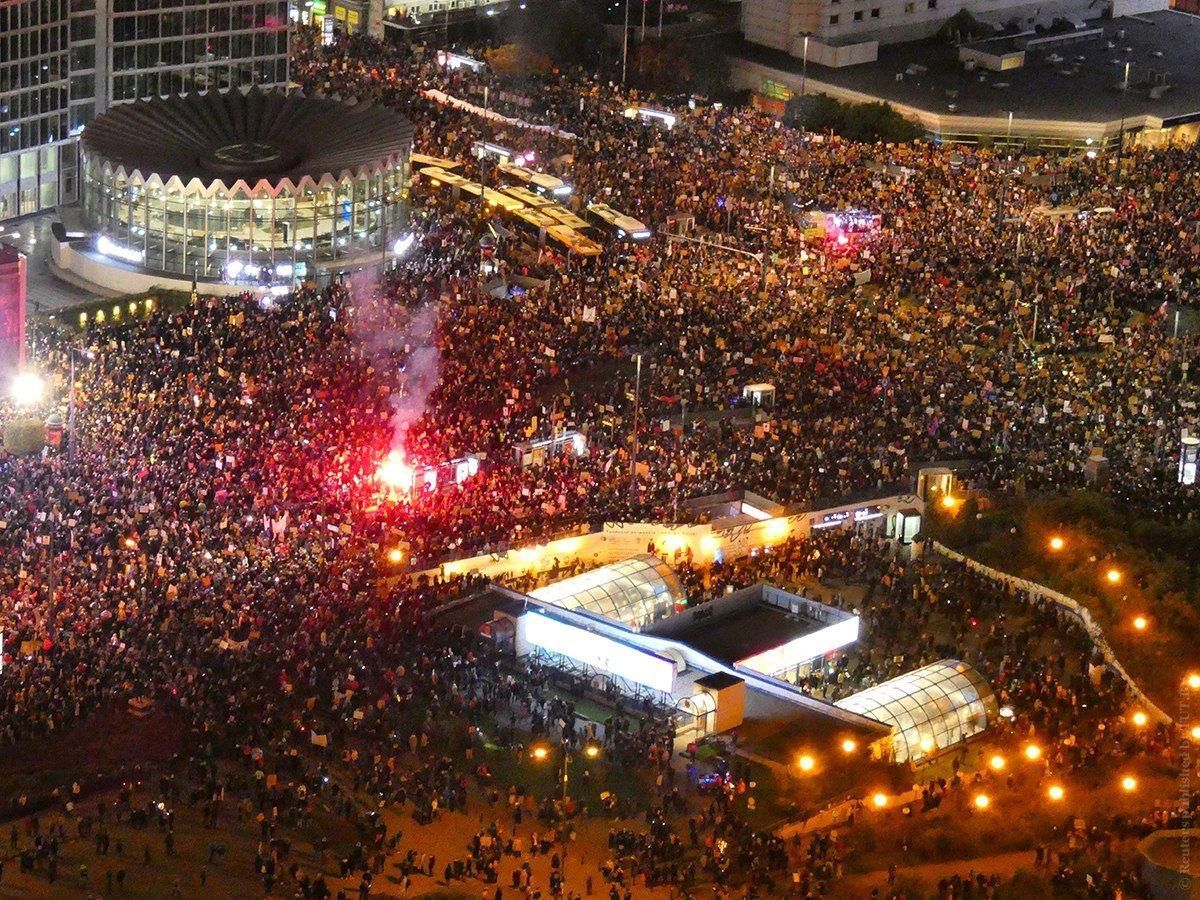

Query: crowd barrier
[{"left": 930, "top": 541, "right": 1172, "bottom": 725}]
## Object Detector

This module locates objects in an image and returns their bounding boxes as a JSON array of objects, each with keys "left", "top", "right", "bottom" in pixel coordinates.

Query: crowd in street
[{"left": 0, "top": 25, "right": 1195, "bottom": 898}]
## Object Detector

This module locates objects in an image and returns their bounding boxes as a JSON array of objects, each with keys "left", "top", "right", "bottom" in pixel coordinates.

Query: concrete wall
[
  {"left": 959, "top": 45, "right": 1025, "bottom": 72},
  {"left": 427, "top": 493, "right": 918, "bottom": 585},
  {"left": 51, "top": 240, "right": 257, "bottom": 298}
]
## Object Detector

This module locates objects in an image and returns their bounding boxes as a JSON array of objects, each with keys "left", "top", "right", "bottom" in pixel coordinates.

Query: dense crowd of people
[{"left": 0, "top": 23, "right": 1196, "bottom": 898}]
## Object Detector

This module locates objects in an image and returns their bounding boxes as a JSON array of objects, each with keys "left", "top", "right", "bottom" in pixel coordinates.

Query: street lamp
[
  {"left": 1048, "top": 535, "right": 1065, "bottom": 552},
  {"left": 800, "top": 33, "right": 810, "bottom": 98},
  {"left": 10, "top": 371, "right": 45, "bottom": 407}
]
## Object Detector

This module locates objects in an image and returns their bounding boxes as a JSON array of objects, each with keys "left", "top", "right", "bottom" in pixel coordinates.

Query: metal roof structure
[
  {"left": 835, "top": 659, "right": 997, "bottom": 764},
  {"left": 529, "top": 555, "right": 685, "bottom": 630},
  {"left": 81, "top": 87, "right": 413, "bottom": 191}
]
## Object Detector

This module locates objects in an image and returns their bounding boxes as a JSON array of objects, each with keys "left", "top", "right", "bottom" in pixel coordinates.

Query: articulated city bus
[
  {"left": 496, "top": 163, "right": 573, "bottom": 198},
  {"left": 586, "top": 203, "right": 652, "bottom": 241}
]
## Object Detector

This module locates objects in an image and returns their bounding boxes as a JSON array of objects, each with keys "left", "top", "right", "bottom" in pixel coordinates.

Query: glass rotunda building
[
  {"left": 835, "top": 659, "right": 997, "bottom": 765},
  {"left": 79, "top": 88, "right": 412, "bottom": 285}
]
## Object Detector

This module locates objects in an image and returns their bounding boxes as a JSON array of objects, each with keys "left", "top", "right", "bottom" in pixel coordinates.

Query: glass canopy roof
[
  {"left": 530, "top": 555, "right": 685, "bottom": 630},
  {"left": 835, "top": 659, "right": 997, "bottom": 765}
]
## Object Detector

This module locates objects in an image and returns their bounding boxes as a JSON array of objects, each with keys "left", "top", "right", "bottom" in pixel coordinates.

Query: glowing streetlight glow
[
  {"left": 1186, "top": 673, "right": 1200, "bottom": 690},
  {"left": 1023, "top": 744, "right": 1042, "bottom": 762},
  {"left": 1191, "top": 725, "right": 1200, "bottom": 741},
  {"left": 797, "top": 754, "right": 815, "bottom": 773},
  {"left": 988, "top": 754, "right": 1006, "bottom": 771},
  {"left": 872, "top": 792, "right": 888, "bottom": 808},
  {"left": 1105, "top": 568, "right": 1122, "bottom": 585},
  {"left": 973, "top": 793, "right": 991, "bottom": 810},
  {"left": 584, "top": 744, "right": 601, "bottom": 759},
  {"left": 1047, "top": 784, "right": 1065, "bottom": 801},
  {"left": 387, "top": 547, "right": 404, "bottom": 564},
  {"left": 10, "top": 372, "right": 45, "bottom": 406},
  {"left": 1120, "top": 775, "right": 1137, "bottom": 792},
  {"left": 1048, "top": 536, "right": 1065, "bottom": 552},
  {"left": 940, "top": 495, "right": 959, "bottom": 510},
  {"left": 919, "top": 735, "right": 935, "bottom": 754},
  {"left": 531, "top": 745, "right": 549, "bottom": 761},
  {"left": 1131, "top": 711, "right": 1148, "bottom": 727},
  {"left": 841, "top": 739, "right": 858, "bottom": 754},
  {"left": 1133, "top": 616, "right": 1148, "bottom": 632}
]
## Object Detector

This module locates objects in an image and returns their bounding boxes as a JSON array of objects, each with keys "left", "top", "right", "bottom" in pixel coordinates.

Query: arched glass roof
[
  {"left": 834, "top": 659, "right": 997, "bottom": 765},
  {"left": 530, "top": 555, "right": 686, "bottom": 630}
]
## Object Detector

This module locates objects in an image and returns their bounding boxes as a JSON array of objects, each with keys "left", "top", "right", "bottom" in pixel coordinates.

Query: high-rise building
[
  {"left": 0, "top": 0, "right": 73, "bottom": 220},
  {"left": 0, "top": 0, "right": 290, "bottom": 225}
]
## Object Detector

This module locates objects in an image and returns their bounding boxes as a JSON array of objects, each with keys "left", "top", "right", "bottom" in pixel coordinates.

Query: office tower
[{"left": 0, "top": 0, "right": 290, "bottom": 224}]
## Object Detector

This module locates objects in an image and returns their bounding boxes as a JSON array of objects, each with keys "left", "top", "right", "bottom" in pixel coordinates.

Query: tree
[
  {"left": 3, "top": 418, "right": 45, "bottom": 456},
  {"left": 484, "top": 43, "right": 554, "bottom": 79},
  {"left": 502, "top": 0, "right": 610, "bottom": 70},
  {"left": 794, "top": 94, "right": 922, "bottom": 143}
]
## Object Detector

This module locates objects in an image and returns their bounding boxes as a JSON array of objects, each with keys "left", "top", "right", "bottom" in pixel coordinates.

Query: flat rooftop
[
  {"left": 733, "top": 10, "right": 1200, "bottom": 124},
  {"left": 664, "top": 602, "right": 827, "bottom": 666}
]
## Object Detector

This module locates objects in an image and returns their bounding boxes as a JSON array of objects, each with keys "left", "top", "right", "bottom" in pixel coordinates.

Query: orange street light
[
  {"left": 1187, "top": 673, "right": 1200, "bottom": 690},
  {"left": 1048, "top": 535, "right": 1065, "bottom": 552},
  {"left": 940, "top": 495, "right": 960, "bottom": 510},
  {"left": 1105, "top": 568, "right": 1122, "bottom": 585},
  {"left": 871, "top": 792, "right": 889, "bottom": 809},
  {"left": 1191, "top": 725, "right": 1200, "bottom": 741},
  {"left": 1120, "top": 775, "right": 1138, "bottom": 793},
  {"left": 973, "top": 793, "right": 991, "bottom": 810},
  {"left": 841, "top": 739, "right": 858, "bottom": 754},
  {"left": 1047, "top": 784, "right": 1065, "bottom": 802},
  {"left": 387, "top": 547, "right": 404, "bottom": 564},
  {"left": 584, "top": 744, "right": 601, "bottom": 760},
  {"left": 1023, "top": 744, "right": 1042, "bottom": 762},
  {"left": 531, "top": 745, "right": 550, "bottom": 762},
  {"left": 797, "top": 754, "right": 816, "bottom": 773},
  {"left": 988, "top": 754, "right": 1006, "bottom": 771},
  {"left": 1131, "top": 711, "right": 1148, "bottom": 728},
  {"left": 1133, "top": 616, "right": 1148, "bottom": 632}
]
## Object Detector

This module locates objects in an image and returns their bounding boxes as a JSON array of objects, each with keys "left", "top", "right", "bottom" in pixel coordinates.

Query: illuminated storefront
[{"left": 79, "top": 88, "right": 411, "bottom": 285}]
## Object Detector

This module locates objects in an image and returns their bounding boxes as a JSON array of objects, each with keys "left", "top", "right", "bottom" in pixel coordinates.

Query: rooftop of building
[
  {"left": 733, "top": 10, "right": 1200, "bottom": 125},
  {"left": 81, "top": 87, "right": 414, "bottom": 185},
  {"left": 661, "top": 599, "right": 828, "bottom": 666}
]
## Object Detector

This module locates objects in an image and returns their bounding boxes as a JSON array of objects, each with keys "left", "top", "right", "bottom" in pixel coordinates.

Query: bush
[
  {"left": 795, "top": 94, "right": 923, "bottom": 143},
  {"left": 3, "top": 417, "right": 45, "bottom": 456}
]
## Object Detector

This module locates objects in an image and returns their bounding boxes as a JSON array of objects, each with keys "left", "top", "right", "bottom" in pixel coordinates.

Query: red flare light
[{"left": 377, "top": 450, "right": 415, "bottom": 493}]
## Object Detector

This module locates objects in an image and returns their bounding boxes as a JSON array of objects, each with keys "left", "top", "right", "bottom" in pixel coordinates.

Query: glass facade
[
  {"left": 81, "top": 158, "right": 410, "bottom": 280},
  {"left": 0, "top": 0, "right": 73, "bottom": 219},
  {"left": 530, "top": 555, "right": 687, "bottom": 630},
  {"left": 835, "top": 659, "right": 997, "bottom": 765},
  {"left": 1, "top": 0, "right": 291, "bottom": 225},
  {"left": 107, "top": 0, "right": 290, "bottom": 104}
]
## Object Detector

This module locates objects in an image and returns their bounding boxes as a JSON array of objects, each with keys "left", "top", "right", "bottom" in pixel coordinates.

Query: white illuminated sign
[
  {"left": 737, "top": 616, "right": 860, "bottom": 677},
  {"left": 523, "top": 613, "right": 676, "bottom": 694},
  {"left": 96, "top": 236, "right": 144, "bottom": 264}
]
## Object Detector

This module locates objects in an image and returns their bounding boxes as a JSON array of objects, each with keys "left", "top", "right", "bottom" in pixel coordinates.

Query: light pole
[
  {"left": 641, "top": 0, "right": 646, "bottom": 45},
  {"left": 1116, "top": 61, "right": 1131, "bottom": 166},
  {"left": 800, "top": 33, "right": 810, "bottom": 97},
  {"left": 621, "top": 0, "right": 630, "bottom": 85},
  {"left": 629, "top": 352, "right": 642, "bottom": 496},
  {"left": 657, "top": 0, "right": 663, "bottom": 37},
  {"left": 995, "top": 110, "right": 1013, "bottom": 231}
]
